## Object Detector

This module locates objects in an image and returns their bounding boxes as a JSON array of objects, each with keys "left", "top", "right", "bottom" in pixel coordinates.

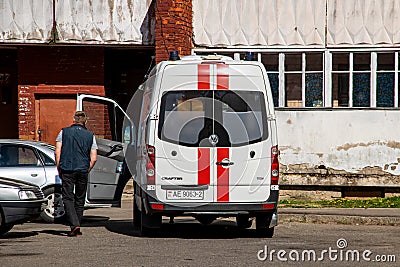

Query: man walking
[{"left": 55, "top": 111, "right": 97, "bottom": 237}]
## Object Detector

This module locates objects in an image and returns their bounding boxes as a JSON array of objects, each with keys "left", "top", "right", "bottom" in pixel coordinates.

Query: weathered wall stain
[{"left": 337, "top": 141, "right": 400, "bottom": 151}]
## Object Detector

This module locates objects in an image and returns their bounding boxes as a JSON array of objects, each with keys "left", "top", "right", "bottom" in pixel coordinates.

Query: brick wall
[
  {"left": 18, "top": 46, "right": 104, "bottom": 85},
  {"left": 83, "top": 101, "right": 112, "bottom": 140},
  {"left": 18, "top": 85, "right": 105, "bottom": 140},
  {"left": 155, "top": 0, "right": 193, "bottom": 63}
]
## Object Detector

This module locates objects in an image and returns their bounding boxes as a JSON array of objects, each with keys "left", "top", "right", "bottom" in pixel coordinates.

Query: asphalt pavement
[{"left": 2, "top": 199, "right": 399, "bottom": 267}]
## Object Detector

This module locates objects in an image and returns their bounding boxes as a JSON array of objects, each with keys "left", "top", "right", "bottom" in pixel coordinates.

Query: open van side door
[{"left": 76, "top": 94, "right": 136, "bottom": 204}]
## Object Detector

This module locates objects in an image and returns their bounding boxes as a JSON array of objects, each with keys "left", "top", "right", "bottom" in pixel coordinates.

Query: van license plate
[{"left": 166, "top": 190, "right": 204, "bottom": 200}]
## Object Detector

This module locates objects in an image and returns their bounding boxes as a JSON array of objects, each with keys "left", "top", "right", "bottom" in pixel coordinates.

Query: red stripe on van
[
  {"left": 217, "top": 148, "right": 230, "bottom": 202},
  {"left": 198, "top": 64, "right": 210, "bottom": 89},
  {"left": 217, "top": 64, "right": 229, "bottom": 90},
  {"left": 198, "top": 148, "right": 210, "bottom": 185}
]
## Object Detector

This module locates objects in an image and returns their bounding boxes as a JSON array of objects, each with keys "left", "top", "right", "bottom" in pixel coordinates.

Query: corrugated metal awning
[
  {"left": 193, "top": 0, "right": 400, "bottom": 48},
  {"left": 0, "top": 0, "right": 154, "bottom": 45}
]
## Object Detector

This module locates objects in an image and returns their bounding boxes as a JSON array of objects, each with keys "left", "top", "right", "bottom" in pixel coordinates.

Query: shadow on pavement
[
  {"left": 0, "top": 231, "right": 38, "bottom": 239},
  {"left": 36, "top": 230, "right": 70, "bottom": 236},
  {"left": 81, "top": 215, "right": 110, "bottom": 227},
  {"left": 105, "top": 219, "right": 261, "bottom": 239}
]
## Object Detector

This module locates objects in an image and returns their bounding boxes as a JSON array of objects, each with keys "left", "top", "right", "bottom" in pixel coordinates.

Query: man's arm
[
  {"left": 88, "top": 149, "right": 97, "bottom": 173},
  {"left": 55, "top": 141, "right": 62, "bottom": 173}
]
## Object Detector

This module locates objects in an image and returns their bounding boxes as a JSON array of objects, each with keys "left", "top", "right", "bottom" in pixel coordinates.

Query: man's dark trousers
[{"left": 61, "top": 171, "right": 88, "bottom": 229}]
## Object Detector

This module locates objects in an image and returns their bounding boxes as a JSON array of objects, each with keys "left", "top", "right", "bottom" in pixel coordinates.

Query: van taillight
[
  {"left": 146, "top": 145, "right": 155, "bottom": 186},
  {"left": 271, "top": 146, "right": 279, "bottom": 185}
]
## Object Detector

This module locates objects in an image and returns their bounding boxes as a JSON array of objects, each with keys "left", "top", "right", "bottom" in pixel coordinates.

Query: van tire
[
  {"left": 136, "top": 199, "right": 161, "bottom": 237},
  {"left": 196, "top": 215, "right": 216, "bottom": 225},
  {"left": 256, "top": 227, "right": 275, "bottom": 238},
  {"left": 139, "top": 212, "right": 161, "bottom": 237},
  {"left": 256, "top": 214, "right": 274, "bottom": 238},
  {"left": 139, "top": 223, "right": 150, "bottom": 237},
  {"left": 236, "top": 215, "right": 253, "bottom": 229},
  {"left": 133, "top": 196, "right": 141, "bottom": 228}
]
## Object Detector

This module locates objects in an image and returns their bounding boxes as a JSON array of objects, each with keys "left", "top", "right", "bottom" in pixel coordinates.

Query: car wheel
[
  {"left": 0, "top": 209, "right": 14, "bottom": 235},
  {"left": 41, "top": 187, "right": 65, "bottom": 223},
  {"left": 196, "top": 215, "right": 216, "bottom": 225}
]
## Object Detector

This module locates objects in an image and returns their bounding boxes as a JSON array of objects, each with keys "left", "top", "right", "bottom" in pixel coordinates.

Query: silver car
[
  {"left": 0, "top": 139, "right": 131, "bottom": 223},
  {"left": 0, "top": 177, "right": 45, "bottom": 235}
]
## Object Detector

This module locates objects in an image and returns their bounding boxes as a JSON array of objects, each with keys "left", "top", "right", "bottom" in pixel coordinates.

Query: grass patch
[{"left": 279, "top": 196, "right": 400, "bottom": 208}]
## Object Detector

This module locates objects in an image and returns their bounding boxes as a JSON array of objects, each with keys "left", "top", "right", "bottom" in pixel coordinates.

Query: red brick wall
[
  {"left": 18, "top": 85, "right": 105, "bottom": 140},
  {"left": 18, "top": 46, "right": 104, "bottom": 85},
  {"left": 155, "top": 0, "right": 193, "bottom": 63},
  {"left": 83, "top": 101, "right": 112, "bottom": 140}
]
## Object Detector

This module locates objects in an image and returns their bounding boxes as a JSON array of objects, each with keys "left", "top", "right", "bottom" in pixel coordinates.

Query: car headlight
[{"left": 19, "top": 190, "right": 38, "bottom": 200}]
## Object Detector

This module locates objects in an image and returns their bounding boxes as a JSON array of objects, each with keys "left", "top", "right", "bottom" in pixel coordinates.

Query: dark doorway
[
  {"left": 0, "top": 49, "right": 18, "bottom": 138},
  {"left": 104, "top": 48, "right": 154, "bottom": 110}
]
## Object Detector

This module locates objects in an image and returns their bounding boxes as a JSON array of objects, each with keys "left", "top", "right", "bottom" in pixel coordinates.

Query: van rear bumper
[{"left": 143, "top": 190, "right": 279, "bottom": 216}]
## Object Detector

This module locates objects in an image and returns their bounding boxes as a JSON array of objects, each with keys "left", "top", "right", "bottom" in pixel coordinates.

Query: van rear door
[
  {"left": 155, "top": 90, "right": 215, "bottom": 204},
  {"left": 212, "top": 90, "right": 272, "bottom": 203}
]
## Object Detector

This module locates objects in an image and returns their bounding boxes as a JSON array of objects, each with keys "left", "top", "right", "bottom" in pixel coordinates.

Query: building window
[
  {"left": 352, "top": 53, "right": 371, "bottom": 107},
  {"left": 332, "top": 53, "right": 350, "bottom": 107},
  {"left": 330, "top": 51, "right": 398, "bottom": 108},
  {"left": 376, "top": 53, "right": 395, "bottom": 107},
  {"left": 262, "top": 53, "right": 279, "bottom": 107},
  {"left": 376, "top": 52, "right": 395, "bottom": 107},
  {"left": 305, "top": 53, "right": 323, "bottom": 107},
  {"left": 194, "top": 49, "right": 400, "bottom": 109},
  {"left": 281, "top": 52, "right": 324, "bottom": 107},
  {"left": 284, "top": 54, "right": 302, "bottom": 107}
]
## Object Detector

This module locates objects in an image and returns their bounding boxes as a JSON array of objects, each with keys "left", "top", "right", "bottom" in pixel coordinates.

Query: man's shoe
[{"left": 68, "top": 226, "right": 81, "bottom": 237}]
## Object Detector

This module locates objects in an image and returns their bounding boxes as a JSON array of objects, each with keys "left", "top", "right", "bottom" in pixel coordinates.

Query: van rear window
[{"left": 158, "top": 90, "right": 268, "bottom": 147}]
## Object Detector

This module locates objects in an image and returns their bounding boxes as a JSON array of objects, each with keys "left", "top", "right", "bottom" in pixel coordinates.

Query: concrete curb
[{"left": 279, "top": 208, "right": 400, "bottom": 226}]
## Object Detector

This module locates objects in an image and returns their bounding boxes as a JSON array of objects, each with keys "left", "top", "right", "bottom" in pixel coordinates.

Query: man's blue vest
[{"left": 59, "top": 124, "right": 94, "bottom": 172}]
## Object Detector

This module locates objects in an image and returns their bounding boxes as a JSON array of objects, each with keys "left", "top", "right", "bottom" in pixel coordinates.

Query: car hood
[{"left": 0, "top": 176, "right": 39, "bottom": 189}]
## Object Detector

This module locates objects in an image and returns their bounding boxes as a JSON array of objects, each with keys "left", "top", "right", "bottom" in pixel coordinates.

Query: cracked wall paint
[{"left": 276, "top": 109, "right": 400, "bottom": 175}]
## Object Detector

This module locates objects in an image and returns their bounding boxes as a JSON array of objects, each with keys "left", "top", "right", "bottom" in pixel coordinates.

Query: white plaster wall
[{"left": 276, "top": 109, "right": 400, "bottom": 174}]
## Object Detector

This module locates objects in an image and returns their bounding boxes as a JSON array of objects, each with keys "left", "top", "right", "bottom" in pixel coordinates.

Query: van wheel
[
  {"left": 41, "top": 187, "right": 65, "bottom": 223},
  {"left": 257, "top": 227, "right": 275, "bottom": 238},
  {"left": 133, "top": 197, "right": 141, "bottom": 228},
  {"left": 256, "top": 214, "right": 274, "bottom": 238},
  {"left": 196, "top": 215, "right": 216, "bottom": 225},
  {"left": 139, "top": 212, "right": 161, "bottom": 237},
  {"left": 137, "top": 206, "right": 161, "bottom": 237},
  {"left": 236, "top": 215, "right": 253, "bottom": 229},
  {"left": 139, "top": 222, "right": 149, "bottom": 237}
]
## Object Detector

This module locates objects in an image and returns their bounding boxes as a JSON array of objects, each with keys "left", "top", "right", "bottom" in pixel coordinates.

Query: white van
[{"left": 78, "top": 53, "right": 279, "bottom": 237}]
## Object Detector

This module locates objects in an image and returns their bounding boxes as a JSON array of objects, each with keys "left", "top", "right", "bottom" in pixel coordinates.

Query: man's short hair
[{"left": 74, "top": 111, "right": 88, "bottom": 123}]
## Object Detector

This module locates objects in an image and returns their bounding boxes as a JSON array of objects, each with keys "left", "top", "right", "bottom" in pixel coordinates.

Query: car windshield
[{"left": 158, "top": 90, "right": 268, "bottom": 147}]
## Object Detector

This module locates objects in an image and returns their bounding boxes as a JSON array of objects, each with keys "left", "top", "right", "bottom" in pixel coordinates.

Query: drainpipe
[{"left": 50, "top": 0, "right": 58, "bottom": 44}]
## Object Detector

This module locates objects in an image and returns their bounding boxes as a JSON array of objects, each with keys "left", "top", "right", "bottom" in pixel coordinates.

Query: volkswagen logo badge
[{"left": 209, "top": 134, "right": 219, "bottom": 145}]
